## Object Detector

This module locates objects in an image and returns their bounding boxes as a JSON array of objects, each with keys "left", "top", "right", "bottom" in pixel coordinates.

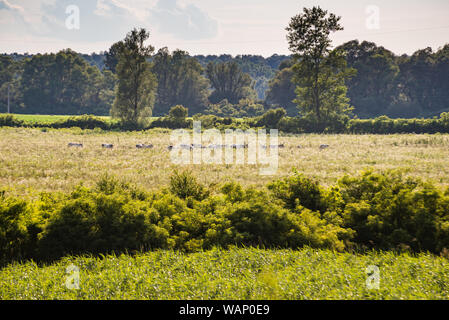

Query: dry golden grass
[{"left": 1, "top": 127, "right": 449, "bottom": 196}]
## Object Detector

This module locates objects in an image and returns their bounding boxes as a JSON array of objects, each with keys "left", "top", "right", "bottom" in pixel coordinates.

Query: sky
[{"left": 0, "top": 0, "right": 448, "bottom": 57}]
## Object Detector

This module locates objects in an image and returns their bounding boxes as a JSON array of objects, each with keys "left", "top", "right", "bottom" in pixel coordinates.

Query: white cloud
[
  {"left": 0, "top": 0, "right": 24, "bottom": 12},
  {"left": 149, "top": 0, "right": 218, "bottom": 40}
]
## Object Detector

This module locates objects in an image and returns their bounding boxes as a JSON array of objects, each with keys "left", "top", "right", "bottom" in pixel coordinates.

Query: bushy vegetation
[
  {"left": 2, "top": 170, "right": 449, "bottom": 265},
  {"left": 4, "top": 112, "right": 449, "bottom": 134}
]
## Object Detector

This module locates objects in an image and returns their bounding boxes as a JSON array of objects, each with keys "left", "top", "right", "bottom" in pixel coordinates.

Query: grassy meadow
[
  {"left": 2, "top": 126, "right": 449, "bottom": 300},
  {"left": 1, "top": 126, "right": 449, "bottom": 196},
  {"left": 1, "top": 247, "right": 448, "bottom": 300}
]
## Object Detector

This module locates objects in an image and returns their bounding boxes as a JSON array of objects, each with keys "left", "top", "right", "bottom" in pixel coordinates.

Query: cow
[
  {"left": 102, "top": 144, "right": 114, "bottom": 149},
  {"left": 319, "top": 144, "right": 329, "bottom": 150},
  {"left": 136, "top": 144, "right": 153, "bottom": 149},
  {"left": 262, "top": 144, "right": 284, "bottom": 149},
  {"left": 68, "top": 143, "right": 83, "bottom": 147}
]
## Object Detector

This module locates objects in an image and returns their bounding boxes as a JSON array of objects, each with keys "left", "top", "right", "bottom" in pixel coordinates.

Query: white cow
[
  {"left": 68, "top": 143, "right": 83, "bottom": 147},
  {"left": 136, "top": 144, "right": 153, "bottom": 149}
]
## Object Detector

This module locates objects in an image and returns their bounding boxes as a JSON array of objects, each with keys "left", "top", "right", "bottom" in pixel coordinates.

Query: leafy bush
[
  {"left": 0, "top": 115, "right": 24, "bottom": 127},
  {"left": 2, "top": 169, "right": 449, "bottom": 264},
  {"left": 168, "top": 105, "right": 188, "bottom": 120},
  {"left": 50, "top": 115, "right": 111, "bottom": 130},
  {"left": 169, "top": 170, "right": 209, "bottom": 201},
  {"left": 256, "top": 108, "right": 286, "bottom": 128},
  {"left": 268, "top": 170, "right": 325, "bottom": 212},
  {"left": 338, "top": 170, "right": 449, "bottom": 252}
]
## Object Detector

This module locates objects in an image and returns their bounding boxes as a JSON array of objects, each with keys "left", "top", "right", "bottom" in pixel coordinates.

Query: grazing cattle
[
  {"left": 167, "top": 145, "right": 174, "bottom": 151},
  {"left": 231, "top": 144, "right": 247, "bottom": 149},
  {"left": 297, "top": 145, "right": 302, "bottom": 149},
  {"left": 180, "top": 144, "right": 193, "bottom": 150},
  {"left": 208, "top": 144, "right": 228, "bottom": 149},
  {"left": 68, "top": 143, "right": 83, "bottom": 147},
  {"left": 319, "top": 144, "right": 329, "bottom": 150},
  {"left": 262, "top": 144, "right": 284, "bottom": 149},
  {"left": 136, "top": 144, "right": 153, "bottom": 149},
  {"left": 102, "top": 144, "right": 114, "bottom": 149}
]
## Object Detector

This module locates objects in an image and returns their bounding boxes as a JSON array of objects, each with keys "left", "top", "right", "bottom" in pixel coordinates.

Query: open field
[
  {"left": 1, "top": 248, "right": 448, "bottom": 300},
  {"left": 10, "top": 114, "right": 112, "bottom": 125},
  {"left": 1, "top": 127, "right": 449, "bottom": 196}
]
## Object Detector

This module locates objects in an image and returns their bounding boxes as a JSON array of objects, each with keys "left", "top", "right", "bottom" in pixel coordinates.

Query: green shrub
[
  {"left": 2, "top": 169, "right": 449, "bottom": 264},
  {"left": 37, "top": 190, "right": 170, "bottom": 260},
  {"left": 0, "top": 115, "right": 24, "bottom": 127},
  {"left": 169, "top": 170, "right": 209, "bottom": 201},
  {"left": 268, "top": 170, "right": 325, "bottom": 212},
  {"left": 50, "top": 115, "right": 111, "bottom": 130},
  {"left": 0, "top": 194, "right": 37, "bottom": 262},
  {"left": 339, "top": 170, "right": 449, "bottom": 252}
]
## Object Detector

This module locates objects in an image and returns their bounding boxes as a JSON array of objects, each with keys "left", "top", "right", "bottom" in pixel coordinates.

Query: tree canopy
[
  {"left": 206, "top": 61, "right": 256, "bottom": 104},
  {"left": 111, "top": 28, "right": 157, "bottom": 126}
]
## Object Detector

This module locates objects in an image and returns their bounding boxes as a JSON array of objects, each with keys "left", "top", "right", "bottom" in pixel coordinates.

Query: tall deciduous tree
[
  {"left": 152, "top": 48, "right": 209, "bottom": 115},
  {"left": 206, "top": 61, "right": 256, "bottom": 104},
  {"left": 338, "top": 40, "right": 400, "bottom": 118},
  {"left": 20, "top": 49, "right": 113, "bottom": 115},
  {"left": 0, "top": 55, "right": 19, "bottom": 113},
  {"left": 265, "top": 59, "right": 297, "bottom": 115},
  {"left": 286, "top": 6, "right": 355, "bottom": 122},
  {"left": 111, "top": 28, "right": 157, "bottom": 126},
  {"left": 104, "top": 42, "right": 125, "bottom": 73}
]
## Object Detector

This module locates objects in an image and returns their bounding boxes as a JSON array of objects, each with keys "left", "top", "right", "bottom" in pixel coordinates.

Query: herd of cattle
[{"left": 68, "top": 143, "right": 330, "bottom": 150}]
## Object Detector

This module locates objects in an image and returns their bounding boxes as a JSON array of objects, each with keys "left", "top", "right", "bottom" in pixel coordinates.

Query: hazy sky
[{"left": 1, "top": 0, "right": 448, "bottom": 56}]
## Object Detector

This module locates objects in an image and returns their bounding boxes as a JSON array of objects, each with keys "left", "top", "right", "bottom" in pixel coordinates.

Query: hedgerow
[
  {"left": 1, "top": 169, "right": 449, "bottom": 264},
  {"left": 3, "top": 112, "right": 449, "bottom": 134}
]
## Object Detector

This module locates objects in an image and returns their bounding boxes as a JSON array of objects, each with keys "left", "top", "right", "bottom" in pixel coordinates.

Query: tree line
[{"left": 0, "top": 6, "right": 448, "bottom": 126}]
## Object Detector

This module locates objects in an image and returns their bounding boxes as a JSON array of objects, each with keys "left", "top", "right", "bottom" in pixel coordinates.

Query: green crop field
[{"left": 1, "top": 248, "right": 448, "bottom": 300}]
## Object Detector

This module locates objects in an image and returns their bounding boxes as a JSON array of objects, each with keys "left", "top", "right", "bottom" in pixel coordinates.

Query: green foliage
[
  {"left": 265, "top": 61, "right": 297, "bottom": 116},
  {"left": 20, "top": 49, "right": 114, "bottom": 116},
  {"left": 287, "top": 7, "right": 355, "bottom": 123},
  {"left": 338, "top": 40, "right": 400, "bottom": 118},
  {"left": 168, "top": 105, "right": 188, "bottom": 120},
  {"left": 51, "top": 115, "right": 112, "bottom": 130},
  {"left": 2, "top": 247, "right": 449, "bottom": 300},
  {"left": 206, "top": 61, "right": 256, "bottom": 104},
  {"left": 0, "top": 195, "right": 32, "bottom": 261},
  {"left": 2, "top": 170, "right": 449, "bottom": 264},
  {"left": 338, "top": 170, "right": 449, "bottom": 252},
  {"left": 149, "top": 107, "right": 192, "bottom": 129},
  {"left": 257, "top": 108, "right": 286, "bottom": 128},
  {"left": 0, "top": 114, "right": 24, "bottom": 127},
  {"left": 111, "top": 28, "right": 157, "bottom": 128},
  {"left": 152, "top": 48, "right": 209, "bottom": 116},
  {"left": 205, "top": 98, "right": 265, "bottom": 118},
  {"left": 169, "top": 170, "right": 209, "bottom": 201},
  {"left": 268, "top": 170, "right": 324, "bottom": 212}
]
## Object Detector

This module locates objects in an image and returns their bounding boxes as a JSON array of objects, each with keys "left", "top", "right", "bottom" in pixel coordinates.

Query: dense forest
[{"left": 1, "top": 41, "right": 448, "bottom": 119}]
